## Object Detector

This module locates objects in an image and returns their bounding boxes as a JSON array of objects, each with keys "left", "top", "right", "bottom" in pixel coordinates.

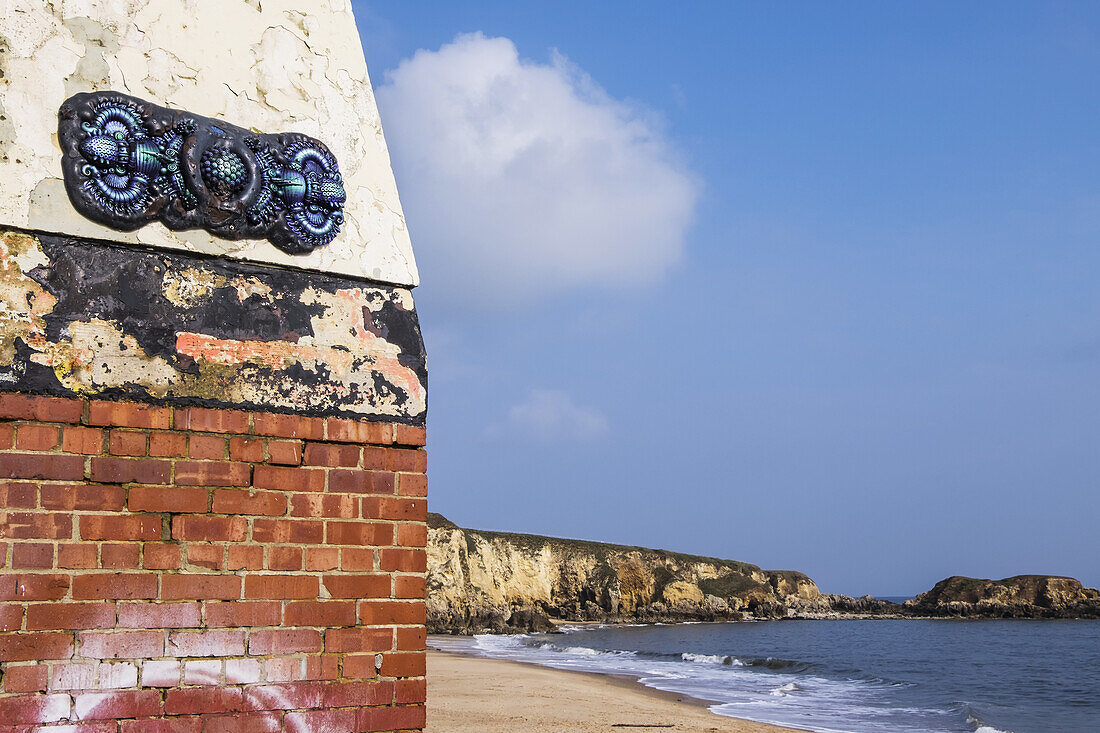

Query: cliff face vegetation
[{"left": 426, "top": 514, "right": 821, "bottom": 633}]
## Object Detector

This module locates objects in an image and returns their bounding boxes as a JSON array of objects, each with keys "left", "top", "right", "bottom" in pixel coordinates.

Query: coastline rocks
[
  {"left": 426, "top": 513, "right": 816, "bottom": 633},
  {"left": 905, "top": 575, "right": 1100, "bottom": 619}
]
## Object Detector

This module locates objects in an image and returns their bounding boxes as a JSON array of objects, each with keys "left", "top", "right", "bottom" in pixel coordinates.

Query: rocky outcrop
[
  {"left": 427, "top": 515, "right": 1100, "bottom": 632},
  {"left": 904, "top": 575, "right": 1100, "bottom": 619},
  {"left": 427, "top": 513, "right": 821, "bottom": 634}
]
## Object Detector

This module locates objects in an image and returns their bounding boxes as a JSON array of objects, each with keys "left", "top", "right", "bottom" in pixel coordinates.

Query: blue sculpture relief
[{"left": 58, "top": 92, "right": 346, "bottom": 254}]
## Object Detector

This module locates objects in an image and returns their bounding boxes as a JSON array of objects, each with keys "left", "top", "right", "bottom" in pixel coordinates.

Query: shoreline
[{"left": 426, "top": 649, "right": 810, "bottom": 733}]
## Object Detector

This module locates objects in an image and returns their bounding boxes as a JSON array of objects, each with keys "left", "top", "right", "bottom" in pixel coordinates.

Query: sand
[{"left": 425, "top": 650, "right": 806, "bottom": 733}]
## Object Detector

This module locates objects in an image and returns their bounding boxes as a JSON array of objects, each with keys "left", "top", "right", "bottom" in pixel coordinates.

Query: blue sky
[{"left": 353, "top": 1, "right": 1100, "bottom": 596}]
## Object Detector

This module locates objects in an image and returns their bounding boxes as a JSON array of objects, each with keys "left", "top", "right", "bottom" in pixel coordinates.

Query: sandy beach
[{"left": 425, "top": 650, "right": 805, "bottom": 732}]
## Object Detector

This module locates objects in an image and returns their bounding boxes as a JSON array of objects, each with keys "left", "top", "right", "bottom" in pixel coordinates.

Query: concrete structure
[{"left": 0, "top": 2, "right": 427, "bottom": 730}]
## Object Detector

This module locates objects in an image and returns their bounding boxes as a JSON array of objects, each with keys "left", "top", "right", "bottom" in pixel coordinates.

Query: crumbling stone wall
[{"left": 0, "top": 393, "right": 426, "bottom": 730}]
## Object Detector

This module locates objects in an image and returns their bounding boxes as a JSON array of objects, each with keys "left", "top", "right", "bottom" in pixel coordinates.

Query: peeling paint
[
  {"left": 0, "top": 0, "right": 418, "bottom": 286},
  {"left": 0, "top": 228, "right": 426, "bottom": 423}
]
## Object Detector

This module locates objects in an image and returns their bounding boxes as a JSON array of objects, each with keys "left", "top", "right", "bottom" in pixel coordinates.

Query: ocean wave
[
  {"left": 770, "top": 682, "right": 802, "bottom": 696},
  {"left": 681, "top": 652, "right": 744, "bottom": 666}
]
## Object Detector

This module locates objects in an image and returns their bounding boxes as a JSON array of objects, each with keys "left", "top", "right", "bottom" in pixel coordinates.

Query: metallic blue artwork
[{"left": 58, "top": 92, "right": 346, "bottom": 254}]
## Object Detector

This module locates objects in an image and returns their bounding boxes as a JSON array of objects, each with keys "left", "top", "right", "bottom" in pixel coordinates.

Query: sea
[{"left": 431, "top": 617, "right": 1100, "bottom": 732}]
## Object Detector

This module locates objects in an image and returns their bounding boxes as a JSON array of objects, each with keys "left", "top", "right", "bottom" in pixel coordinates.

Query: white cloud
[
  {"left": 493, "top": 388, "right": 609, "bottom": 442},
  {"left": 376, "top": 33, "right": 699, "bottom": 304}
]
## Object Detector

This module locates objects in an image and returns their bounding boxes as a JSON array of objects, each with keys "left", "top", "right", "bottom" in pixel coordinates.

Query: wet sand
[{"left": 426, "top": 650, "right": 808, "bottom": 732}]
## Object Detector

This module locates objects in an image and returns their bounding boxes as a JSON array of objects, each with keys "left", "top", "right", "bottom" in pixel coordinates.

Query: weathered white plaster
[{"left": 0, "top": 0, "right": 419, "bottom": 287}]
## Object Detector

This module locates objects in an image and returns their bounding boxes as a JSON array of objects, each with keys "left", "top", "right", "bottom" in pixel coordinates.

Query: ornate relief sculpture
[{"left": 58, "top": 91, "right": 346, "bottom": 254}]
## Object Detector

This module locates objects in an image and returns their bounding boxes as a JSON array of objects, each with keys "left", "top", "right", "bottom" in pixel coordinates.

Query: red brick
[
  {"left": 397, "top": 523, "right": 428, "bottom": 548},
  {"left": 0, "top": 631, "right": 73, "bottom": 661},
  {"left": 1, "top": 511, "right": 72, "bottom": 540},
  {"left": 397, "top": 626, "right": 426, "bottom": 651},
  {"left": 381, "top": 548, "right": 427, "bottom": 573},
  {"left": 167, "top": 629, "right": 245, "bottom": 657},
  {"left": 161, "top": 574, "right": 240, "bottom": 601},
  {"left": 362, "top": 446, "right": 427, "bottom": 473},
  {"left": 341, "top": 548, "right": 376, "bottom": 572},
  {"left": 72, "top": 572, "right": 157, "bottom": 600},
  {"left": 228, "top": 436, "right": 264, "bottom": 462},
  {"left": 27, "top": 602, "right": 115, "bottom": 630},
  {"left": 50, "top": 661, "right": 95, "bottom": 690},
  {"left": 248, "top": 628, "right": 322, "bottom": 655},
  {"left": 148, "top": 432, "right": 188, "bottom": 457},
  {"left": 395, "top": 575, "right": 426, "bottom": 599},
  {"left": 323, "top": 679, "right": 394, "bottom": 707},
  {"left": 226, "top": 545, "right": 264, "bottom": 570},
  {"left": 129, "top": 485, "right": 209, "bottom": 513},
  {"left": 41, "top": 483, "right": 125, "bottom": 511},
  {"left": 284, "top": 709, "right": 356, "bottom": 731},
  {"left": 0, "top": 604, "right": 24, "bottom": 631},
  {"left": 59, "top": 543, "right": 99, "bottom": 569},
  {"left": 252, "top": 518, "right": 323, "bottom": 544},
  {"left": 325, "top": 627, "right": 391, "bottom": 654},
  {"left": 243, "top": 574, "right": 319, "bottom": 600},
  {"left": 380, "top": 652, "right": 426, "bottom": 678},
  {"left": 144, "top": 543, "right": 182, "bottom": 570},
  {"left": 88, "top": 401, "right": 171, "bottom": 429},
  {"left": 290, "top": 493, "right": 357, "bottom": 518},
  {"left": 101, "top": 543, "right": 141, "bottom": 568},
  {"left": 242, "top": 681, "right": 324, "bottom": 711},
  {"left": 16, "top": 423, "right": 59, "bottom": 451},
  {"left": 1, "top": 573, "right": 69, "bottom": 600},
  {"left": 89, "top": 456, "right": 170, "bottom": 484},
  {"left": 61, "top": 426, "right": 104, "bottom": 454},
  {"left": 397, "top": 472, "right": 428, "bottom": 497},
  {"left": 328, "top": 520, "right": 393, "bottom": 547},
  {"left": 323, "top": 574, "right": 390, "bottom": 599},
  {"left": 0, "top": 692, "right": 71, "bottom": 723},
  {"left": 81, "top": 514, "right": 162, "bottom": 541},
  {"left": 266, "top": 439, "right": 302, "bottom": 465},
  {"left": 304, "top": 654, "right": 340, "bottom": 681},
  {"left": 303, "top": 442, "right": 360, "bottom": 467},
  {"left": 4, "top": 663, "right": 47, "bottom": 692},
  {"left": 12, "top": 542, "right": 53, "bottom": 568},
  {"left": 358, "top": 704, "right": 426, "bottom": 732},
  {"left": 191, "top": 713, "right": 278, "bottom": 732},
  {"left": 72, "top": 689, "right": 163, "bottom": 720},
  {"left": 253, "top": 412, "right": 323, "bottom": 440},
  {"left": 362, "top": 497, "right": 427, "bottom": 522},
  {"left": 285, "top": 601, "right": 356, "bottom": 627},
  {"left": 0, "top": 394, "right": 82, "bottom": 423},
  {"left": 0, "top": 480, "right": 36, "bottom": 507},
  {"left": 359, "top": 601, "right": 426, "bottom": 627},
  {"left": 78, "top": 630, "right": 162, "bottom": 659},
  {"left": 394, "top": 424, "right": 427, "bottom": 447},
  {"left": 395, "top": 678, "right": 427, "bottom": 704},
  {"left": 304, "top": 547, "right": 339, "bottom": 571},
  {"left": 172, "top": 515, "right": 247, "bottom": 542},
  {"left": 164, "top": 686, "right": 243, "bottom": 715},
  {"left": 188, "top": 434, "right": 226, "bottom": 460},
  {"left": 254, "top": 465, "right": 325, "bottom": 492},
  {"left": 211, "top": 489, "right": 286, "bottom": 516},
  {"left": 108, "top": 429, "right": 147, "bottom": 456},
  {"left": 204, "top": 601, "right": 280, "bottom": 628},
  {"left": 0, "top": 423, "right": 11, "bottom": 449},
  {"left": 187, "top": 544, "right": 224, "bottom": 570},
  {"left": 119, "top": 601, "right": 200, "bottom": 628},
  {"left": 174, "top": 460, "right": 250, "bottom": 487},
  {"left": 268, "top": 546, "right": 302, "bottom": 571},
  {"left": 174, "top": 406, "right": 249, "bottom": 434},
  {"left": 329, "top": 469, "right": 395, "bottom": 494},
  {"left": 0, "top": 452, "right": 83, "bottom": 480},
  {"left": 325, "top": 418, "right": 392, "bottom": 445}
]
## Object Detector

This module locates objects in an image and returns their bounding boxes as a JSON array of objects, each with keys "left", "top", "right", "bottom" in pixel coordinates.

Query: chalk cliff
[{"left": 426, "top": 514, "right": 820, "bottom": 633}]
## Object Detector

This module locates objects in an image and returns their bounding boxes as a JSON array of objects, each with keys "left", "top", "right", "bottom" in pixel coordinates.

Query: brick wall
[{"left": 0, "top": 393, "right": 427, "bottom": 732}]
